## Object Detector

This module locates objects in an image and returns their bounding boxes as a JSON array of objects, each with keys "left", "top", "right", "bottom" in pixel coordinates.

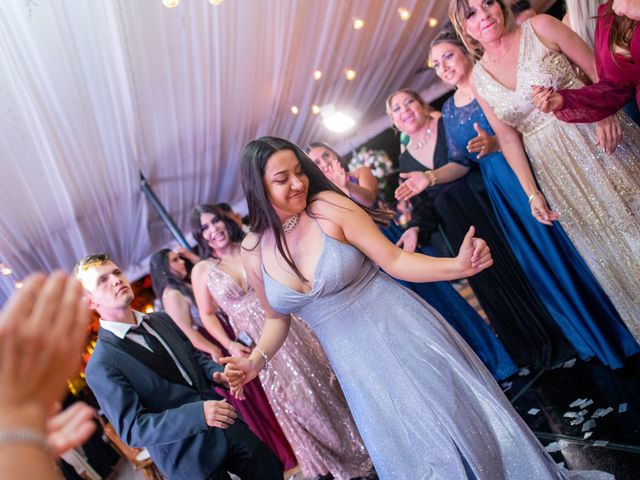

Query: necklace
[
  {"left": 411, "top": 122, "right": 433, "bottom": 150},
  {"left": 483, "top": 33, "right": 515, "bottom": 64},
  {"left": 282, "top": 214, "right": 300, "bottom": 235}
]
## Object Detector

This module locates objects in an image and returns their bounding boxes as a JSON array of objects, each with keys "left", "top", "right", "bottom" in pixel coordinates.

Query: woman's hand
[
  {"left": 325, "top": 159, "right": 348, "bottom": 190},
  {"left": 394, "top": 226, "right": 419, "bottom": 252},
  {"left": 467, "top": 123, "right": 499, "bottom": 158},
  {"left": 176, "top": 246, "right": 201, "bottom": 264},
  {"left": 596, "top": 114, "right": 622, "bottom": 154},
  {"left": 0, "top": 272, "right": 90, "bottom": 421},
  {"left": 456, "top": 226, "right": 493, "bottom": 276},
  {"left": 227, "top": 341, "right": 251, "bottom": 358},
  {"left": 529, "top": 192, "right": 558, "bottom": 225},
  {"left": 47, "top": 402, "right": 96, "bottom": 456},
  {"left": 395, "top": 172, "right": 430, "bottom": 201},
  {"left": 531, "top": 86, "right": 564, "bottom": 113},
  {"left": 219, "top": 356, "right": 262, "bottom": 390}
]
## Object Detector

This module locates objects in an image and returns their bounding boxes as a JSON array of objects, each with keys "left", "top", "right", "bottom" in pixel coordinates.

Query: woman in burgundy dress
[{"left": 532, "top": 1, "right": 639, "bottom": 122}]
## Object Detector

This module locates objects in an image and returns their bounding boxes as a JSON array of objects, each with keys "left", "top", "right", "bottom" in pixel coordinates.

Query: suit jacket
[{"left": 86, "top": 311, "right": 233, "bottom": 480}]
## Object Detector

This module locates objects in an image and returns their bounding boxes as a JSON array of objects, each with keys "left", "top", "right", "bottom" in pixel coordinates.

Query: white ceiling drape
[{"left": 0, "top": 0, "right": 551, "bottom": 302}]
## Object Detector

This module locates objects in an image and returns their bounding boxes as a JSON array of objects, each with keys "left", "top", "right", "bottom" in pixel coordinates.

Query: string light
[
  {"left": 428, "top": 17, "right": 438, "bottom": 27},
  {"left": 353, "top": 18, "right": 364, "bottom": 30},
  {"left": 209, "top": 0, "right": 224, "bottom": 4},
  {"left": 162, "top": 0, "right": 180, "bottom": 8},
  {"left": 313, "top": 70, "right": 322, "bottom": 80},
  {"left": 398, "top": 7, "right": 411, "bottom": 21},
  {"left": 14, "top": 281, "right": 23, "bottom": 289},
  {"left": 291, "top": 106, "right": 299, "bottom": 114},
  {"left": 311, "top": 105, "right": 321, "bottom": 115},
  {"left": 0, "top": 263, "right": 12, "bottom": 276},
  {"left": 144, "top": 305, "right": 155, "bottom": 313},
  {"left": 345, "top": 69, "right": 357, "bottom": 81}
]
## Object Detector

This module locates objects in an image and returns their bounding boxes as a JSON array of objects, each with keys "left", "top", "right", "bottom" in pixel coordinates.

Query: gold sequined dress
[
  {"left": 473, "top": 20, "right": 640, "bottom": 342},
  {"left": 204, "top": 259, "right": 371, "bottom": 479}
]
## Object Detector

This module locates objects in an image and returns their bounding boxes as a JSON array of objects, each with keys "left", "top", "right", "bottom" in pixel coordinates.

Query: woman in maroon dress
[{"left": 532, "top": 1, "right": 639, "bottom": 121}]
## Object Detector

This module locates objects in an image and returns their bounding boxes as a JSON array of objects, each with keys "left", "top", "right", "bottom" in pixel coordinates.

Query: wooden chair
[{"left": 98, "top": 419, "right": 164, "bottom": 480}]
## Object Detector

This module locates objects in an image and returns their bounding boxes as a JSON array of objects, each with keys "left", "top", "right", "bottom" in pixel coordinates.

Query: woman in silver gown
[{"left": 220, "top": 136, "right": 613, "bottom": 480}]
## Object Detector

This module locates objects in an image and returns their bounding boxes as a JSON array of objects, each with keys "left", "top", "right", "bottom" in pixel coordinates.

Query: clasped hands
[{"left": 531, "top": 85, "right": 621, "bottom": 154}]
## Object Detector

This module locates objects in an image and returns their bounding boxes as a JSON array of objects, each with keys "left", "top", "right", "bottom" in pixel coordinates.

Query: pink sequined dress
[{"left": 204, "top": 259, "right": 372, "bottom": 479}]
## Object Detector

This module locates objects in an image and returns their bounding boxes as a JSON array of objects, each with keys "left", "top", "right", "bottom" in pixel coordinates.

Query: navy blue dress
[
  {"left": 441, "top": 96, "right": 639, "bottom": 369},
  {"left": 400, "top": 118, "right": 574, "bottom": 368}
]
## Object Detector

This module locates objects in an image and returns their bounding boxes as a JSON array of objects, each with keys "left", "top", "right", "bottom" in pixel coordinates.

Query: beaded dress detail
[
  {"left": 474, "top": 20, "right": 640, "bottom": 342},
  {"left": 204, "top": 259, "right": 371, "bottom": 479}
]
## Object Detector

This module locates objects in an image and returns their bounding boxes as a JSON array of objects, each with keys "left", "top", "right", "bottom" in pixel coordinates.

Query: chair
[{"left": 98, "top": 419, "right": 164, "bottom": 480}]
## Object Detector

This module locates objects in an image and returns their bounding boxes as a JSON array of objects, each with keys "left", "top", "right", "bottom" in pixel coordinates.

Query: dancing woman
[{"left": 220, "top": 136, "right": 612, "bottom": 479}]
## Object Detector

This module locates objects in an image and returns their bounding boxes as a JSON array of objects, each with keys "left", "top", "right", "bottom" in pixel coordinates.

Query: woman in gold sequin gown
[
  {"left": 451, "top": 0, "right": 640, "bottom": 343},
  {"left": 190, "top": 204, "right": 372, "bottom": 480}
]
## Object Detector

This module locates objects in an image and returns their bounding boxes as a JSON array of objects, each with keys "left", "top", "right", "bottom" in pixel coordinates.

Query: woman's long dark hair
[
  {"left": 191, "top": 203, "right": 246, "bottom": 259},
  {"left": 149, "top": 248, "right": 194, "bottom": 308},
  {"left": 240, "top": 136, "right": 392, "bottom": 283}
]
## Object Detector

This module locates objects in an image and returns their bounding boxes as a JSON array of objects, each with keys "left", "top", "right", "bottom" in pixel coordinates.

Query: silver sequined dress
[
  {"left": 204, "top": 259, "right": 371, "bottom": 479},
  {"left": 474, "top": 20, "right": 640, "bottom": 342},
  {"left": 263, "top": 225, "right": 614, "bottom": 480}
]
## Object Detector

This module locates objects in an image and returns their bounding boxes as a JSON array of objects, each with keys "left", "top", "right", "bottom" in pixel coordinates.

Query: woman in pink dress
[
  {"left": 532, "top": 1, "right": 639, "bottom": 122},
  {"left": 190, "top": 204, "right": 372, "bottom": 480}
]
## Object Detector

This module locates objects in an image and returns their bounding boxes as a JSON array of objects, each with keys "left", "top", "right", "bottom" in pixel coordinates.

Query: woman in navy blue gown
[
  {"left": 415, "top": 27, "right": 638, "bottom": 369},
  {"left": 306, "top": 142, "right": 517, "bottom": 380}
]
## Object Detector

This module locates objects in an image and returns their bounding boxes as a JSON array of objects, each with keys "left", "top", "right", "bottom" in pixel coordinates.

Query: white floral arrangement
[{"left": 348, "top": 147, "right": 395, "bottom": 188}]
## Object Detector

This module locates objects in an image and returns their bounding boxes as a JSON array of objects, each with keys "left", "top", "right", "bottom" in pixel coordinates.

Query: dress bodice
[
  {"left": 262, "top": 230, "right": 378, "bottom": 328},
  {"left": 442, "top": 96, "right": 500, "bottom": 166},
  {"left": 204, "top": 258, "right": 254, "bottom": 319},
  {"left": 473, "top": 20, "right": 582, "bottom": 136}
]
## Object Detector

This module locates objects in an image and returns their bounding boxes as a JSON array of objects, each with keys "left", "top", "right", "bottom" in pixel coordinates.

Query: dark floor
[{"left": 502, "top": 355, "right": 640, "bottom": 479}]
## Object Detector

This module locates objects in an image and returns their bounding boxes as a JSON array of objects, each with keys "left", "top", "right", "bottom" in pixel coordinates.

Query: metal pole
[{"left": 139, "top": 171, "right": 190, "bottom": 249}]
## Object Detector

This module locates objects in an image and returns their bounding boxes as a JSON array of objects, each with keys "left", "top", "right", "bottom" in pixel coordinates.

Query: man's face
[{"left": 78, "top": 260, "right": 134, "bottom": 312}]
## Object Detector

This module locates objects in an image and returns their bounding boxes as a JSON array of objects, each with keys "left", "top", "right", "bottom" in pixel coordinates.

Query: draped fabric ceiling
[{"left": 0, "top": 0, "right": 552, "bottom": 303}]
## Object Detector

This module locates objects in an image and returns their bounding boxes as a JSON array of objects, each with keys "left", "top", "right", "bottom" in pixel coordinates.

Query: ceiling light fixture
[
  {"left": 320, "top": 105, "right": 356, "bottom": 133},
  {"left": 398, "top": 7, "right": 411, "bottom": 21}
]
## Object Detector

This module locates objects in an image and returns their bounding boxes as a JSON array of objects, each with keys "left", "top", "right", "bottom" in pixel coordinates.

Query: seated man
[{"left": 74, "top": 253, "right": 282, "bottom": 480}]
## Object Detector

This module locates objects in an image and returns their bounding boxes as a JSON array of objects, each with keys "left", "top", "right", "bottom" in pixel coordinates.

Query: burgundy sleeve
[{"left": 555, "top": 81, "right": 635, "bottom": 123}]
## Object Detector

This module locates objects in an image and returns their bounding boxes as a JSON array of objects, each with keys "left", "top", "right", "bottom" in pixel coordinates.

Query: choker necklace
[
  {"left": 411, "top": 124, "right": 432, "bottom": 150},
  {"left": 282, "top": 214, "right": 300, "bottom": 234}
]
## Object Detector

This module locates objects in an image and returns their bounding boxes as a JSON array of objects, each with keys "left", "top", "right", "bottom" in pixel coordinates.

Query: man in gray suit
[{"left": 74, "top": 253, "right": 282, "bottom": 480}]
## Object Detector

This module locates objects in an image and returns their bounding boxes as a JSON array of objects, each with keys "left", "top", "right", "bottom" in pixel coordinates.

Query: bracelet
[
  {"left": 254, "top": 348, "right": 270, "bottom": 370},
  {"left": 0, "top": 428, "right": 49, "bottom": 452},
  {"left": 527, "top": 191, "right": 541, "bottom": 204},
  {"left": 424, "top": 170, "right": 437, "bottom": 187}
]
